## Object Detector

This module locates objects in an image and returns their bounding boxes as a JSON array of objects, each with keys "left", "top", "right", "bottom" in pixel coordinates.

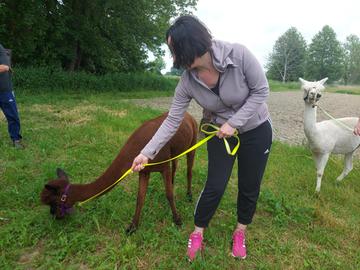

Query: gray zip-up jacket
[{"left": 141, "top": 40, "right": 270, "bottom": 159}]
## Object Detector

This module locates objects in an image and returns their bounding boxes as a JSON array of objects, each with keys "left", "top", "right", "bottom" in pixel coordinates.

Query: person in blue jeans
[{"left": 0, "top": 44, "right": 24, "bottom": 149}]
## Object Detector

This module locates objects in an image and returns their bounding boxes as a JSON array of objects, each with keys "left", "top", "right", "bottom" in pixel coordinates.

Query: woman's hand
[
  {"left": 354, "top": 119, "right": 360, "bottom": 136},
  {"left": 217, "top": 122, "right": 236, "bottom": 139},
  {"left": 131, "top": 153, "right": 149, "bottom": 172}
]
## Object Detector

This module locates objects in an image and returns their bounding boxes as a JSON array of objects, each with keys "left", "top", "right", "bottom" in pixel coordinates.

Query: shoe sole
[{"left": 231, "top": 252, "right": 246, "bottom": 259}]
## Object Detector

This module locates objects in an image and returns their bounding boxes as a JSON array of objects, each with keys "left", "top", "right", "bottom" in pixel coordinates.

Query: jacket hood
[{"left": 211, "top": 40, "right": 237, "bottom": 72}]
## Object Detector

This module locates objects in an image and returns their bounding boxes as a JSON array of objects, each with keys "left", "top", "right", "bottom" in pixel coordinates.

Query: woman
[{"left": 132, "top": 15, "right": 272, "bottom": 261}]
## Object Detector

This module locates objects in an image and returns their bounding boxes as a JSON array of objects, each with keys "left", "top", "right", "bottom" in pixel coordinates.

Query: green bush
[
  {"left": 12, "top": 67, "right": 179, "bottom": 93},
  {"left": 13, "top": 67, "right": 305, "bottom": 94}
]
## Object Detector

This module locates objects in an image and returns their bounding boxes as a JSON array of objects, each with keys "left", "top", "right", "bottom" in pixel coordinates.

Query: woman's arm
[{"left": 132, "top": 80, "right": 191, "bottom": 171}]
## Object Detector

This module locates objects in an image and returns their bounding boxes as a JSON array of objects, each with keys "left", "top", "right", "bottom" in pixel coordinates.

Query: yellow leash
[
  {"left": 78, "top": 124, "right": 240, "bottom": 206},
  {"left": 317, "top": 105, "right": 355, "bottom": 132}
]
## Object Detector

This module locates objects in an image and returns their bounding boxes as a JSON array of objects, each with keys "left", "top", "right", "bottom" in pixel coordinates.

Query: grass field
[
  {"left": 1, "top": 91, "right": 360, "bottom": 269},
  {"left": 269, "top": 80, "right": 360, "bottom": 95},
  {"left": 326, "top": 84, "right": 360, "bottom": 95}
]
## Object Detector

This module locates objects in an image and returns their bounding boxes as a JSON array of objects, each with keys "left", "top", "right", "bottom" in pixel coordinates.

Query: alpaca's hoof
[
  {"left": 336, "top": 176, "right": 344, "bottom": 182},
  {"left": 125, "top": 223, "right": 137, "bottom": 235},
  {"left": 186, "top": 192, "right": 193, "bottom": 202},
  {"left": 173, "top": 216, "right": 182, "bottom": 226}
]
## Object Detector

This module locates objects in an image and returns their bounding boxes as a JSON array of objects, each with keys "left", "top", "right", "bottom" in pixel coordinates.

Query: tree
[
  {"left": 0, "top": 0, "right": 198, "bottom": 73},
  {"left": 146, "top": 56, "right": 166, "bottom": 74},
  {"left": 343, "top": 34, "right": 360, "bottom": 84},
  {"left": 305, "top": 25, "right": 344, "bottom": 82},
  {"left": 166, "top": 67, "right": 184, "bottom": 76},
  {"left": 266, "top": 27, "right": 307, "bottom": 82},
  {"left": 0, "top": 0, "right": 62, "bottom": 66}
]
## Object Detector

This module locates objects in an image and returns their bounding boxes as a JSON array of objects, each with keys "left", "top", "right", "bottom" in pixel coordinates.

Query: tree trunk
[{"left": 68, "top": 41, "right": 81, "bottom": 71}]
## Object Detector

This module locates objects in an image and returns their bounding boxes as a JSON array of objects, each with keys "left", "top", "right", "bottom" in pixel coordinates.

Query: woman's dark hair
[{"left": 166, "top": 15, "right": 212, "bottom": 69}]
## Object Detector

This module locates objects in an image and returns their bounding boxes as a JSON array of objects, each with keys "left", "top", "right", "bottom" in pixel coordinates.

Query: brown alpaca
[{"left": 40, "top": 112, "right": 198, "bottom": 234}]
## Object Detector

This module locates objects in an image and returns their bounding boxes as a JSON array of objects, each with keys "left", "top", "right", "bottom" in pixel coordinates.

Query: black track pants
[{"left": 194, "top": 120, "right": 272, "bottom": 227}]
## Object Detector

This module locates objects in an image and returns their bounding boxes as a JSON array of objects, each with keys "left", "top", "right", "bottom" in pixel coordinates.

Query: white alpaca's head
[{"left": 299, "top": 77, "right": 328, "bottom": 106}]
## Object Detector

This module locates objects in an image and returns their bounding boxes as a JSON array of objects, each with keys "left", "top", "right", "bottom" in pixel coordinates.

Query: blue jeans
[{"left": 0, "top": 91, "right": 22, "bottom": 141}]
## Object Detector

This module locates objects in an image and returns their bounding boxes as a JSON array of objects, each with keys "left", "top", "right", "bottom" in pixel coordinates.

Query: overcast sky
[{"left": 162, "top": 0, "right": 360, "bottom": 73}]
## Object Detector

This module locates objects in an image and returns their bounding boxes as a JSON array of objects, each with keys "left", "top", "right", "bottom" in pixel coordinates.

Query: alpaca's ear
[
  {"left": 56, "top": 168, "right": 68, "bottom": 180},
  {"left": 319, "top": 77, "right": 328, "bottom": 85},
  {"left": 45, "top": 184, "right": 59, "bottom": 195},
  {"left": 299, "top": 78, "right": 307, "bottom": 85}
]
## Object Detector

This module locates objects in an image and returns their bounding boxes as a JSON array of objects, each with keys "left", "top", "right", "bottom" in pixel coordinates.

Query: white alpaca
[{"left": 300, "top": 77, "right": 360, "bottom": 192}]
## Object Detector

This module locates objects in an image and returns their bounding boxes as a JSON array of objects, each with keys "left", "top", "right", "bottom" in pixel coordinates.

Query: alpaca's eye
[{"left": 316, "top": 93, "right": 322, "bottom": 98}]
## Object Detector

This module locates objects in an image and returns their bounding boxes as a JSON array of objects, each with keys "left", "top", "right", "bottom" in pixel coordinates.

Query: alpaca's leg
[
  {"left": 336, "top": 152, "right": 353, "bottom": 181},
  {"left": 162, "top": 166, "right": 182, "bottom": 226},
  {"left": 126, "top": 172, "right": 150, "bottom": 234},
  {"left": 186, "top": 151, "right": 196, "bottom": 201},
  {"left": 171, "top": 160, "right": 178, "bottom": 184},
  {"left": 314, "top": 152, "right": 330, "bottom": 192}
]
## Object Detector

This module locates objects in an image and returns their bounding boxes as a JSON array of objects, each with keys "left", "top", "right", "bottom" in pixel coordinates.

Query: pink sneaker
[
  {"left": 187, "top": 232, "right": 204, "bottom": 261},
  {"left": 232, "top": 230, "right": 247, "bottom": 259}
]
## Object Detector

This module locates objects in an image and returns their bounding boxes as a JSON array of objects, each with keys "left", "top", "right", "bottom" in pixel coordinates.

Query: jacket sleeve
[
  {"left": 227, "top": 46, "right": 269, "bottom": 128},
  {"left": 141, "top": 78, "right": 192, "bottom": 159}
]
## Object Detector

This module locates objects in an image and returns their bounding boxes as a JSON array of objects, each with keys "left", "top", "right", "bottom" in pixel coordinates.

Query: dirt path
[{"left": 130, "top": 92, "right": 360, "bottom": 156}]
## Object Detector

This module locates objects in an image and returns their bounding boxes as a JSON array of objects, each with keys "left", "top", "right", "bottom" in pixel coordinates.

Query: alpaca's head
[
  {"left": 299, "top": 77, "right": 328, "bottom": 106},
  {"left": 40, "top": 168, "right": 74, "bottom": 219}
]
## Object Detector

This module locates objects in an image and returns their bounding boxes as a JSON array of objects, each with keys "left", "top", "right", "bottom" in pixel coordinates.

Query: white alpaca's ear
[
  {"left": 319, "top": 77, "right": 328, "bottom": 85},
  {"left": 299, "top": 78, "right": 307, "bottom": 85}
]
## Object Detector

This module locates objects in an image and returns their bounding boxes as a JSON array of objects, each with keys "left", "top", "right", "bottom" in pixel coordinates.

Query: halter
[
  {"left": 303, "top": 93, "right": 308, "bottom": 101},
  {"left": 303, "top": 91, "right": 321, "bottom": 108},
  {"left": 59, "top": 184, "right": 73, "bottom": 217}
]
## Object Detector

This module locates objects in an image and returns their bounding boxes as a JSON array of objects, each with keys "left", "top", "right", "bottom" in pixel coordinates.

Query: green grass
[
  {"left": 269, "top": 80, "right": 301, "bottom": 92},
  {"left": 326, "top": 85, "right": 360, "bottom": 95},
  {"left": 1, "top": 91, "right": 360, "bottom": 269},
  {"left": 269, "top": 80, "right": 360, "bottom": 94}
]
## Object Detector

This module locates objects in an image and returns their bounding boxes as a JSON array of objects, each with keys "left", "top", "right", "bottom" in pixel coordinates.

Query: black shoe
[{"left": 13, "top": 140, "right": 25, "bottom": 149}]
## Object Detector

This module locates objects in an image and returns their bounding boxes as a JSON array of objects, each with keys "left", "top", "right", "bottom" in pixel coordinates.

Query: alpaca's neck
[
  {"left": 69, "top": 148, "right": 135, "bottom": 203},
  {"left": 304, "top": 102, "right": 318, "bottom": 135}
]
